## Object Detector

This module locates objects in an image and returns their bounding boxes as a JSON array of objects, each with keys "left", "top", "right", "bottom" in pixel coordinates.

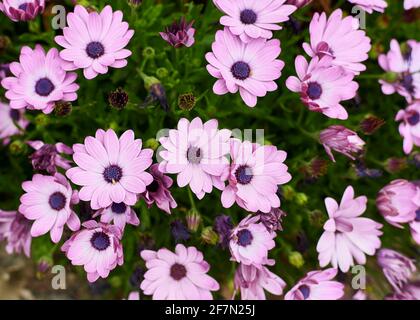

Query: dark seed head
[
  {"left": 103, "top": 165, "right": 123, "bottom": 183},
  {"left": 178, "top": 93, "right": 196, "bottom": 111},
  {"left": 231, "top": 61, "right": 251, "bottom": 80},
  {"left": 237, "top": 229, "right": 253, "bottom": 247},
  {"left": 54, "top": 101, "right": 72, "bottom": 117},
  {"left": 35, "top": 78, "right": 55, "bottom": 96},
  {"left": 240, "top": 9, "right": 257, "bottom": 24},
  {"left": 86, "top": 41, "right": 105, "bottom": 59},
  {"left": 235, "top": 165, "right": 253, "bottom": 185},
  {"left": 407, "top": 111, "right": 419, "bottom": 126},
  {"left": 90, "top": 232, "right": 111, "bottom": 251},
  {"left": 170, "top": 263, "right": 187, "bottom": 281},
  {"left": 187, "top": 146, "right": 203, "bottom": 164},
  {"left": 307, "top": 82, "right": 322, "bottom": 100},
  {"left": 9, "top": 109, "right": 20, "bottom": 122},
  {"left": 111, "top": 202, "right": 127, "bottom": 214},
  {"left": 48, "top": 192, "right": 66, "bottom": 211},
  {"left": 298, "top": 285, "right": 311, "bottom": 299},
  {"left": 108, "top": 88, "right": 129, "bottom": 110}
]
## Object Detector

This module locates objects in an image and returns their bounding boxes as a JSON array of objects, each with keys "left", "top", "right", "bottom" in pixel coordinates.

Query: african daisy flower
[
  {"left": 93, "top": 202, "right": 139, "bottom": 232},
  {"left": 378, "top": 39, "right": 420, "bottom": 103},
  {"left": 284, "top": 268, "right": 344, "bottom": 300},
  {"left": 303, "top": 9, "right": 371, "bottom": 75},
  {"left": 221, "top": 139, "right": 291, "bottom": 213},
  {"left": 55, "top": 5, "right": 134, "bottom": 80},
  {"left": 376, "top": 179, "right": 420, "bottom": 228},
  {"left": 404, "top": 0, "right": 420, "bottom": 10},
  {"left": 234, "top": 263, "right": 286, "bottom": 300},
  {"left": 140, "top": 244, "right": 220, "bottom": 300},
  {"left": 214, "top": 0, "right": 296, "bottom": 43},
  {"left": 317, "top": 186, "right": 383, "bottom": 272},
  {"left": 160, "top": 17, "right": 195, "bottom": 48},
  {"left": 158, "top": 117, "right": 231, "bottom": 200},
  {"left": 0, "top": 101, "right": 28, "bottom": 145},
  {"left": 206, "top": 28, "right": 284, "bottom": 107},
  {"left": 66, "top": 129, "right": 153, "bottom": 210},
  {"left": 19, "top": 173, "right": 81, "bottom": 243},
  {"left": 286, "top": 55, "right": 358, "bottom": 120},
  {"left": 395, "top": 101, "right": 420, "bottom": 154},
  {"left": 229, "top": 215, "right": 276, "bottom": 266},
  {"left": 0, "top": 0, "right": 45, "bottom": 22},
  {"left": 0, "top": 209, "right": 32, "bottom": 257},
  {"left": 62, "top": 220, "right": 123, "bottom": 282},
  {"left": 1, "top": 45, "right": 79, "bottom": 114},
  {"left": 28, "top": 140, "right": 73, "bottom": 174},
  {"left": 347, "top": 0, "right": 388, "bottom": 14}
]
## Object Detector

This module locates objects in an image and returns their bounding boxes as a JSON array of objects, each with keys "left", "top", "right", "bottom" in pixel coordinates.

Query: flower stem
[{"left": 187, "top": 187, "right": 197, "bottom": 210}]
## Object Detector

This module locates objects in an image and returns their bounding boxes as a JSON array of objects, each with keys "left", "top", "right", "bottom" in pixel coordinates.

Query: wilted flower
[
  {"left": 171, "top": 220, "right": 190, "bottom": 242},
  {"left": 93, "top": 202, "right": 139, "bottom": 232},
  {"left": 160, "top": 17, "right": 195, "bottom": 48},
  {"left": 377, "top": 248, "right": 416, "bottom": 292},
  {"left": 320, "top": 125, "right": 365, "bottom": 162},
  {"left": 178, "top": 93, "right": 196, "bottom": 111},
  {"left": 28, "top": 140, "right": 73, "bottom": 174},
  {"left": 213, "top": 215, "right": 233, "bottom": 249},
  {"left": 108, "top": 88, "right": 129, "bottom": 110},
  {"left": 0, "top": 101, "right": 28, "bottom": 145},
  {"left": 141, "top": 83, "right": 169, "bottom": 112},
  {"left": 258, "top": 208, "right": 287, "bottom": 232},
  {"left": 359, "top": 115, "right": 385, "bottom": 135},
  {"left": 353, "top": 160, "right": 383, "bottom": 179},
  {"left": 0, "top": 0, "right": 45, "bottom": 22},
  {"left": 395, "top": 101, "right": 420, "bottom": 154},
  {"left": 0, "top": 209, "right": 32, "bottom": 257},
  {"left": 347, "top": 0, "right": 388, "bottom": 13}
]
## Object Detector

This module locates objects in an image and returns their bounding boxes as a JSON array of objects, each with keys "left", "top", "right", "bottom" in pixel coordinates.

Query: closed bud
[
  {"left": 142, "top": 47, "right": 155, "bottom": 59},
  {"left": 54, "top": 101, "right": 72, "bottom": 117},
  {"left": 178, "top": 92, "right": 196, "bottom": 111},
  {"left": 9, "top": 140, "right": 27, "bottom": 155},
  {"left": 128, "top": 0, "right": 142, "bottom": 6},
  {"left": 108, "top": 88, "right": 129, "bottom": 110},
  {"left": 295, "top": 192, "right": 308, "bottom": 206},
  {"left": 281, "top": 185, "right": 295, "bottom": 201},
  {"left": 360, "top": 115, "right": 385, "bottom": 135},
  {"left": 201, "top": 227, "right": 219, "bottom": 245},
  {"left": 0, "top": 35, "right": 11, "bottom": 52},
  {"left": 186, "top": 209, "right": 201, "bottom": 232},
  {"left": 144, "top": 138, "right": 159, "bottom": 151},
  {"left": 156, "top": 67, "right": 169, "bottom": 79},
  {"left": 36, "top": 257, "right": 52, "bottom": 279},
  {"left": 288, "top": 251, "right": 305, "bottom": 268},
  {"left": 383, "top": 72, "right": 399, "bottom": 83},
  {"left": 34, "top": 114, "right": 49, "bottom": 127},
  {"left": 385, "top": 158, "right": 407, "bottom": 173},
  {"left": 309, "top": 209, "right": 326, "bottom": 227}
]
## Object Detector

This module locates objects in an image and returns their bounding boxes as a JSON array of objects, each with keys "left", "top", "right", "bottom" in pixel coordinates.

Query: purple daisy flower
[
  {"left": 0, "top": 0, "right": 45, "bottom": 22},
  {"left": 28, "top": 140, "right": 73, "bottom": 174},
  {"left": 0, "top": 101, "right": 28, "bottom": 145},
  {"left": 0, "top": 209, "right": 32, "bottom": 257},
  {"left": 160, "top": 17, "right": 195, "bottom": 48},
  {"left": 93, "top": 202, "right": 139, "bottom": 232},
  {"left": 347, "top": 0, "right": 388, "bottom": 13}
]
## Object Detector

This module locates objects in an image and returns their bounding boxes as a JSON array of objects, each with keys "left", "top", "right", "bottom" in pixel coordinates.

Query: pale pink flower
[
  {"left": 214, "top": 0, "right": 296, "bottom": 43},
  {"left": 0, "top": 209, "right": 32, "bottom": 257},
  {"left": 229, "top": 215, "right": 276, "bottom": 266},
  {"left": 19, "top": 173, "right": 80, "bottom": 243},
  {"left": 55, "top": 5, "right": 134, "bottom": 79},
  {"left": 66, "top": 129, "right": 153, "bottom": 210},
  {"left": 347, "top": 0, "right": 387, "bottom": 13},
  {"left": 376, "top": 179, "right": 420, "bottom": 228},
  {"left": 28, "top": 140, "right": 73, "bottom": 174},
  {"left": 141, "top": 164, "right": 177, "bottom": 214},
  {"left": 284, "top": 268, "right": 344, "bottom": 300},
  {"left": 206, "top": 28, "right": 284, "bottom": 107},
  {"left": 158, "top": 117, "right": 231, "bottom": 200},
  {"left": 303, "top": 9, "right": 371, "bottom": 74},
  {"left": 62, "top": 220, "right": 123, "bottom": 282},
  {"left": 127, "top": 291, "right": 140, "bottom": 300},
  {"left": 286, "top": 55, "right": 358, "bottom": 120},
  {"left": 319, "top": 125, "right": 365, "bottom": 162},
  {"left": 221, "top": 139, "right": 292, "bottom": 213},
  {"left": 317, "top": 186, "right": 383, "bottom": 272},
  {"left": 140, "top": 244, "right": 220, "bottom": 300},
  {"left": 378, "top": 39, "right": 420, "bottom": 103},
  {"left": 234, "top": 263, "right": 286, "bottom": 300},
  {"left": 0, "top": 0, "right": 45, "bottom": 21},
  {"left": 404, "top": 0, "right": 420, "bottom": 10},
  {"left": 410, "top": 219, "right": 420, "bottom": 245},
  {"left": 286, "top": 0, "right": 312, "bottom": 8},
  {"left": 395, "top": 101, "right": 420, "bottom": 154},
  {"left": 0, "top": 101, "right": 28, "bottom": 145},
  {"left": 1, "top": 45, "right": 79, "bottom": 114},
  {"left": 93, "top": 202, "right": 139, "bottom": 232}
]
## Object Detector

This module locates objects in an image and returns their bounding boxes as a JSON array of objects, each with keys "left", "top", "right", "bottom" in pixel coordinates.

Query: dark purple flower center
[
  {"left": 18, "top": 3, "right": 29, "bottom": 11},
  {"left": 86, "top": 41, "right": 105, "bottom": 59},
  {"left": 415, "top": 209, "right": 420, "bottom": 222},
  {"left": 146, "top": 180, "right": 160, "bottom": 193},
  {"left": 307, "top": 82, "right": 323, "bottom": 100},
  {"left": 103, "top": 165, "right": 123, "bottom": 183},
  {"left": 48, "top": 192, "right": 66, "bottom": 211},
  {"left": 170, "top": 263, "right": 187, "bottom": 280},
  {"left": 237, "top": 229, "right": 253, "bottom": 247},
  {"left": 35, "top": 78, "right": 55, "bottom": 96},
  {"left": 90, "top": 231, "right": 111, "bottom": 251},
  {"left": 187, "top": 146, "right": 203, "bottom": 164},
  {"left": 9, "top": 109, "right": 20, "bottom": 122},
  {"left": 231, "top": 61, "right": 251, "bottom": 80},
  {"left": 235, "top": 165, "right": 253, "bottom": 184},
  {"left": 298, "top": 285, "right": 311, "bottom": 299},
  {"left": 401, "top": 73, "right": 414, "bottom": 93},
  {"left": 240, "top": 9, "right": 257, "bottom": 24},
  {"left": 407, "top": 111, "right": 419, "bottom": 126},
  {"left": 111, "top": 202, "right": 127, "bottom": 214}
]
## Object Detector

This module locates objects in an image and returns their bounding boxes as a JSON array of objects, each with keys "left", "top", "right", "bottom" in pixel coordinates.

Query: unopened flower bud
[
  {"left": 359, "top": 115, "right": 385, "bottom": 135},
  {"left": 295, "top": 193, "right": 308, "bottom": 206},
  {"left": 9, "top": 140, "right": 27, "bottom": 155},
  {"left": 144, "top": 138, "right": 159, "bottom": 151},
  {"left": 156, "top": 67, "right": 169, "bottom": 79},
  {"left": 281, "top": 185, "right": 295, "bottom": 201},
  {"left": 142, "top": 47, "right": 155, "bottom": 59},
  {"left": 201, "top": 227, "right": 219, "bottom": 245},
  {"left": 186, "top": 209, "right": 201, "bottom": 232},
  {"left": 289, "top": 251, "right": 305, "bottom": 268},
  {"left": 385, "top": 158, "right": 407, "bottom": 173},
  {"left": 34, "top": 114, "right": 49, "bottom": 127},
  {"left": 383, "top": 72, "right": 399, "bottom": 83}
]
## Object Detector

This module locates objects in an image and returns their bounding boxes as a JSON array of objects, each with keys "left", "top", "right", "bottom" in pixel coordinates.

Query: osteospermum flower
[
  {"left": 214, "top": 0, "right": 296, "bottom": 43},
  {"left": 66, "top": 129, "right": 153, "bottom": 209},
  {"left": 286, "top": 56, "right": 358, "bottom": 120},
  {"left": 221, "top": 139, "right": 292, "bottom": 213},
  {"left": 319, "top": 125, "right": 365, "bottom": 162},
  {"left": 229, "top": 215, "right": 276, "bottom": 266},
  {"left": 317, "top": 186, "right": 383, "bottom": 272},
  {"left": 376, "top": 179, "right": 420, "bottom": 228},
  {"left": 0, "top": 101, "right": 28, "bottom": 145},
  {"left": 303, "top": 9, "right": 371, "bottom": 75},
  {"left": 140, "top": 244, "right": 220, "bottom": 300},
  {"left": 93, "top": 202, "right": 139, "bottom": 231},
  {"left": 410, "top": 218, "right": 420, "bottom": 245},
  {"left": 19, "top": 173, "right": 81, "bottom": 243},
  {"left": 378, "top": 39, "right": 420, "bottom": 103},
  {"left": 404, "top": 0, "right": 420, "bottom": 10},
  {"left": 141, "top": 164, "right": 177, "bottom": 214},
  {"left": 377, "top": 248, "right": 416, "bottom": 293},
  {"left": 205, "top": 28, "right": 284, "bottom": 107},
  {"left": 284, "top": 268, "right": 344, "bottom": 300},
  {"left": 158, "top": 117, "right": 231, "bottom": 199},
  {"left": 395, "top": 102, "right": 420, "bottom": 154},
  {"left": 55, "top": 5, "right": 134, "bottom": 79},
  {"left": 159, "top": 17, "right": 195, "bottom": 48},
  {"left": 347, "top": 0, "right": 387, "bottom": 13},
  {"left": 28, "top": 140, "right": 73, "bottom": 174},
  {"left": 0, "top": 0, "right": 45, "bottom": 21},
  {"left": 62, "top": 220, "right": 123, "bottom": 282},
  {"left": 0, "top": 209, "right": 32, "bottom": 257},
  {"left": 234, "top": 263, "right": 286, "bottom": 300},
  {"left": 1, "top": 45, "right": 79, "bottom": 114}
]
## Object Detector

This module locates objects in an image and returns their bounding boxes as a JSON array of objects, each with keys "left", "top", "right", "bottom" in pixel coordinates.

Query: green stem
[{"left": 187, "top": 187, "right": 197, "bottom": 210}]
